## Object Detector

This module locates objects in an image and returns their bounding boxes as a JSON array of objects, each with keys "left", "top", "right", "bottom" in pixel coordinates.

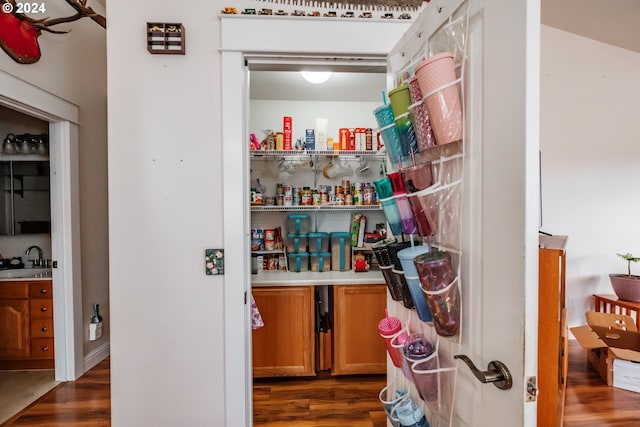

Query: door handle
[{"left": 454, "top": 354, "right": 513, "bottom": 390}]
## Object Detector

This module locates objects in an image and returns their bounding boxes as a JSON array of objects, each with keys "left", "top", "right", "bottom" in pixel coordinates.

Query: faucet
[{"left": 25, "top": 245, "right": 43, "bottom": 267}]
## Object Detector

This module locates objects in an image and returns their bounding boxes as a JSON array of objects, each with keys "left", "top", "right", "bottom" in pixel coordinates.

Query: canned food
[
  {"left": 363, "top": 189, "right": 374, "bottom": 205},
  {"left": 264, "top": 239, "right": 275, "bottom": 251},
  {"left": 284, "top": 195, "right": 293, "bottom": 206},
  {"left": 264, "top": 229, "right": 275, "bottom": 240}
]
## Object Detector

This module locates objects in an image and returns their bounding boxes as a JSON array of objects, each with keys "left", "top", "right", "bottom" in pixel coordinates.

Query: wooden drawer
[
  {"left": 29, "top": 281, "right": 52, "bottom": 299},
  {"left": 31, "top": 317, "right": 54, "bottom": 338},
  {"left": 0, "top": 282, "right": 29, "bottom": 299},
  {"left": 30, "top": 299, "right": 53, "bottom": 319},
  {"left": 30, "top": 338, "right": 54, "bottom": 358}
]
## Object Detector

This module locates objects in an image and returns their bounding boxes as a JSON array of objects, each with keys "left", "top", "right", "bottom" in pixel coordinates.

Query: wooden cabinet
[
  {"left": 251, "top": 283, "right": 386, "bottom": 378},
  {"left": 0, "top": 280, "right": 54, "bottom": 369},
  {"left": 537, "top": 235, "right": 567, "bottom": 427},
  {"left": 252, "top": 286, "right": 315, "bottom": 377},
  {"left": 332, "top": 284, "right": 386, "bottom": 375}
]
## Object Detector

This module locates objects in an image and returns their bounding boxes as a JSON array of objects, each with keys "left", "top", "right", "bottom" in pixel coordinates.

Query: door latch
[
  {"left": 526, "top": 376, "right": 538, "bottom": 402},
  {"left": 454, "top": 354, "right": 513, "bottom": 390}
]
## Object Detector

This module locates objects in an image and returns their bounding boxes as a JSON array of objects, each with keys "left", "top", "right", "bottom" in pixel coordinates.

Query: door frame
[
  {"left": 220, "top": 17, "right": 411, "bottom": 426},
  {"left": 0, "top": 70, "right": 84, "bottom": 381}
]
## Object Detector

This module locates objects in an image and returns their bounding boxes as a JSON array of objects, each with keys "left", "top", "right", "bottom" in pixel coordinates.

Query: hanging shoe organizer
[{"left": 372, "top": 1, "right": 470, "bottom": 426}]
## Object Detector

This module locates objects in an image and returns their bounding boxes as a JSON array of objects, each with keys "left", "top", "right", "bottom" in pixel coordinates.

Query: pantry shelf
[
  {"left": 250, "top": 149, "right": 386, "bottom": 160},
  {"left": 251, "top": 205, "right": 382, "bottom": 212}
]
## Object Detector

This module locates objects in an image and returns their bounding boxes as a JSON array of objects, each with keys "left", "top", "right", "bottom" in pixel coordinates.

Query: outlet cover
[{"left": 205, "top": 249, "right": 224, "bottom": 275}]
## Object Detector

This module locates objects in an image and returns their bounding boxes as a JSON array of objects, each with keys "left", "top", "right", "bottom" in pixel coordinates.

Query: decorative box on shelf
[{"left": 146, "top": 22, "right": 185, "bottom": 55}]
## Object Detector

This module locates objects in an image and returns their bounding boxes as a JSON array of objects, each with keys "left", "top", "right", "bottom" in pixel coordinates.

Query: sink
[{"left": 0, "top": 268, "right": 52, "bottom": 279}]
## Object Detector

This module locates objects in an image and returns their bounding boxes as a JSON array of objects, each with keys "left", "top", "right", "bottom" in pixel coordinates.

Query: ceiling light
[{"left": 300, "top": 71, "right": 332, "bottom": 84}]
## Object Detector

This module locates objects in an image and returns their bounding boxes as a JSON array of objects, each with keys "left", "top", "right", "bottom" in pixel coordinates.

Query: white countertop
[
  {"left": 251, "top": 269, "right": 385, "bottom": 287},
  {"left": 0, "top": 268, "right": 52, "bottom": 281}
]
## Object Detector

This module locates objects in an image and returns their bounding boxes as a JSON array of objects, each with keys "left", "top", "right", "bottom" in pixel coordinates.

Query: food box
[{"left": 570, "top": 312, "right": 640, "bottom": 393}]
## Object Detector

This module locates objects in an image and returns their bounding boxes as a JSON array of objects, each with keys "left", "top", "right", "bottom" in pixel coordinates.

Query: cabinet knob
[
  {"left": 41, "top": 327, "right": 48, "bottom": 332},
  {"left": 40, "top": 288, "right": 48, "bottom": 294},
  {"left": 40, "top": 306, "right": 48, "bottom": 312},
  {"left": 42, "top": 346, "right": 49, "bottom": 352}
]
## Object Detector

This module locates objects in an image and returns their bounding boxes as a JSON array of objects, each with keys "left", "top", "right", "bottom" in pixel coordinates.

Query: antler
[{"left": 2, "top": 0, "right": 106, "bottom": 33}]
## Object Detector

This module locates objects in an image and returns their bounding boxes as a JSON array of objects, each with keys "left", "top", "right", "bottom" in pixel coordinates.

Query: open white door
[
  {"left": 386, "top": 0, "right": 540, "bottom": 426},
  {"left": 221, "top": 0, "right": 540, "bottom": 423}
]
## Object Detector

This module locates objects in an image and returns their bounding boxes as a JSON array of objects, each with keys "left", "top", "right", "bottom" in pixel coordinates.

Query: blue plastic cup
[
  {"left": 397, "top": 244, "right": 432, "bottom": 322},
  {"left": 381, "top": 198, "right": 403, "bottom": 236},
  {"left": 374, "top": 104, "right": 395, "bottom": 128}
]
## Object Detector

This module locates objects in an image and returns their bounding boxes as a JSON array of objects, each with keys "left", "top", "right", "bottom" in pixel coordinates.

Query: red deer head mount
[{"left": 0, "top": 0, "right": 106, "bottom": 64}]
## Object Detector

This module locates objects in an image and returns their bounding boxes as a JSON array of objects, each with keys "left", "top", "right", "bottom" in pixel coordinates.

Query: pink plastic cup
[
  {"left": 378, "top": 311, "right": 404, "bottom": 368},
  {"left": 414, "top": 52, "right": 463, "bottom": 146}
]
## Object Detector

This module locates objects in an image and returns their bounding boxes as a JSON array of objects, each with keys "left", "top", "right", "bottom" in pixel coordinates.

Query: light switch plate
[{"left": 205, "top": 249, "right": 224, "bottom": 275}]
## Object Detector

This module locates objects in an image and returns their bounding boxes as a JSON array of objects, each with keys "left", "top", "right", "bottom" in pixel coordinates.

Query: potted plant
[{"left": 609, "top": 253, "right": 640, "bottom": 302}]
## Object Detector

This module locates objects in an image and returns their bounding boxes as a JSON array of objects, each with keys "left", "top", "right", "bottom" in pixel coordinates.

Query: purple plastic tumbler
[
  {"left": 413, "top": 251, "right": 460, "bottom": 337},
  {"left": 388, "top": 172, "right": 417, "bottom": 235},
  {"left": 402, "top": 333, "right": 436, "bottom": 402}
]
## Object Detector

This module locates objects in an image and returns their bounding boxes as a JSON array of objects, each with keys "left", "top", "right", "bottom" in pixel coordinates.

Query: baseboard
[{"left": 84, "top": 341, "right": 110, "bottom": 373}]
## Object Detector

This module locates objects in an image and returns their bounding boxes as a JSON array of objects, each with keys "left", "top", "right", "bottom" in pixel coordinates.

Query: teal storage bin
[
  {"left": 331, "top": 232, "right": 352, "bottom": 271},
  {"left": 310, "top": 252, "right": 331, "bottom": 272},
  {"left": 287, "top": 213, "right": 311, "bottom": 234},
  {"left": 286, "top": 233, "right": 308, "bottom": 253},
  {"left": 288, "top": 252, "right": 309, "bottom": 272},
  {"left": 308, "top": 232, "right": 330, "bottom": 253}
]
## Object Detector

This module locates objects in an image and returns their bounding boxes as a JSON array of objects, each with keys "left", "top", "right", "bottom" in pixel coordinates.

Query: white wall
[
  {"left": 0, "top": 2, "right": 109, "bottom": 359},
  {"left": 541, "top": 25, "right": 640, "bottom": 328},
  {"left": 249, "top": 100, "right": 381, "bottom": 142},
  {"left": 106, "top": 0, "right": 224, "bottom": 425}
]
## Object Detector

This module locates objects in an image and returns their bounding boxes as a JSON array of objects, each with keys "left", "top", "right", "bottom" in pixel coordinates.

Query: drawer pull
[
  {"left": 40, "top": 288, "right": 48, "bottom": 294},
  {"left": 41, "top": 327, "right": 48, "bottom": 332},
  {"left": 42, "top": 346, "right": 49, "bottom": 352},
  {"left": 40, "top": 306, "right": 48, "bottom": 312}
]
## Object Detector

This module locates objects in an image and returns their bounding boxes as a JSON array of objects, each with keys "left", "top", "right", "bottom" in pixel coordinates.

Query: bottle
[
  {"left": 393, "top": 398, "right": 430, "bottom": 427},
  {"left": 90, "top": 304, "right": 103, "bottom": 323}
]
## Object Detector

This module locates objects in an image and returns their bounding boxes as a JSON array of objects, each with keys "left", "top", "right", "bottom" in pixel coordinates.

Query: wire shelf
[
  {"left": 250, "top": 149, "right": 386, "bottom": 160},
  {"left": 251, "top": 204, "right": 382, "bottom": 212}
]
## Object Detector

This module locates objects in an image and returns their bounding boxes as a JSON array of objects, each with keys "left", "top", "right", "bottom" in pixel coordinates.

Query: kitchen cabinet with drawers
[{"left": 0, "top": 279, "right": 54, "bottom": 369}]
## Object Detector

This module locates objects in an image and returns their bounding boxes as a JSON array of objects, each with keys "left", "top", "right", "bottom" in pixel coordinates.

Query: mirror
[{"left": 0, "top": 160, "right": 50, "bottom": 235}]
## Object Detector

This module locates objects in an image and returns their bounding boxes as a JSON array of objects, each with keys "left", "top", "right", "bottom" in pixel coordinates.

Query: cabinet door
[
  {"left": 332, "top": 284, "right": 386, "bottom": 375},
  {"left": 0, "top": 299, "right": 30, "bottom": 358},
  {"left": 538, "top": 246, "right": 567, "bottom": 427},
  {"left": 252, "top": 286, "right": 315, "bottom": 377}
]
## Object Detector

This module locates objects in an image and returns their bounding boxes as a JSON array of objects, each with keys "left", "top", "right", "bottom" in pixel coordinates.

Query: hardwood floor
[
  {"left": 563, "top": 341, "right": 640, "bottom": 427},
  {"left": 253, "top": 372, "right": 388, "bottom": 427},
  {"left": 1, "top": 358, "right": 110, "bottom": 427},
  {"left": 4, "top": 342, "right": 640, "bottom": 426}
]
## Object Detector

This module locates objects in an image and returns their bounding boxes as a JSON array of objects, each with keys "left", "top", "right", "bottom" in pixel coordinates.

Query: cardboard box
[{"left": 571, "top": 311, "right": 640, "bottom": 392}]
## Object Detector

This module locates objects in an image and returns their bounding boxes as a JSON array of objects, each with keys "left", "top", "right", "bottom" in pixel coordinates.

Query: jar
[
  {"left": 342, "top": 180, "right": 351, "bottom": 194},
  {"left": 353, "top": 188, "right": 363, "bottom": 205},
  {"left": 363, "top": 185, "right": 375, "bottom": 205},
  {"left": 301, "top": 188, "right": 312, "bottom": 205}
]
